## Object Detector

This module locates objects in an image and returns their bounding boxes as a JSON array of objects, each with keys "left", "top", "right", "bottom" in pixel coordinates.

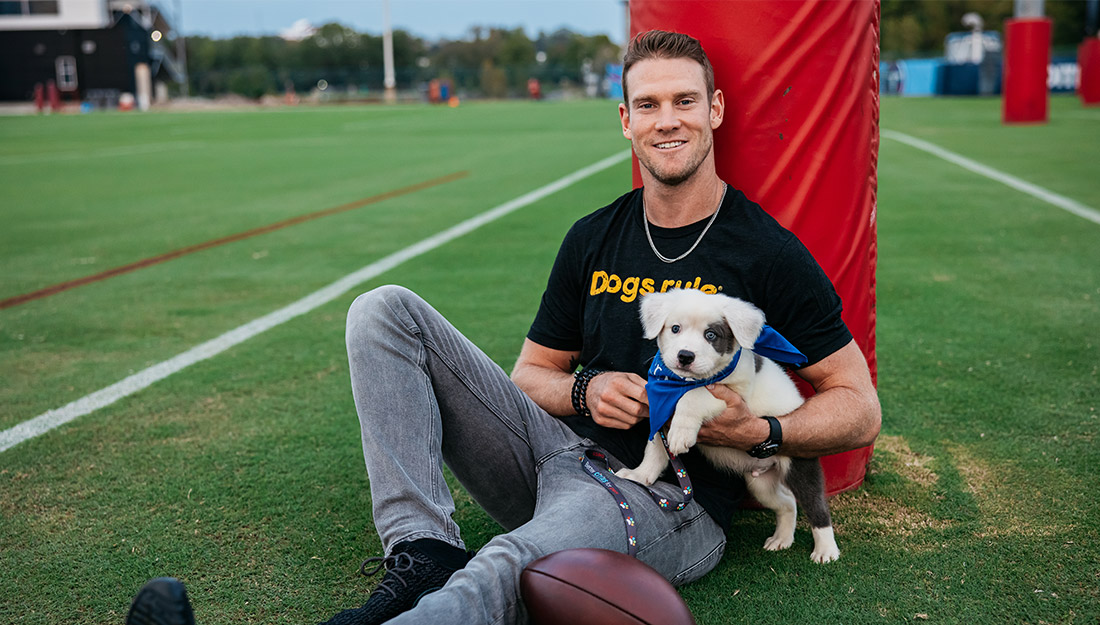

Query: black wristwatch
[{"left": 749, "top": 416, "right": 782, "bottom": 458}]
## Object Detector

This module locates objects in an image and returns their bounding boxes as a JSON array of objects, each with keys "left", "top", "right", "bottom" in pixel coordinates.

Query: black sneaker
[
  {"left": 125, "top": 577, "right": 196, "bottom": 625},
  {"left": 319, "top": 541, "right": 472, "bottom": 625}
]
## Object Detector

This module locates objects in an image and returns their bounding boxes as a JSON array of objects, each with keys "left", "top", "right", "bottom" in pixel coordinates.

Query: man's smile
[{"left": 655, "top": 140, "right": 687, "bottom": 150}]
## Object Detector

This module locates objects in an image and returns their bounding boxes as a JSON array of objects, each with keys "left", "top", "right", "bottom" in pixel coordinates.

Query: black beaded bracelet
[{"left": 571, "top": 368, "right": 603, "bottom": 418}]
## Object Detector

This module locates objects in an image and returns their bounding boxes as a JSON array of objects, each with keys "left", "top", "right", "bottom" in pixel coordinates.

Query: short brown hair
[{"left": 621, "top": 30, "right": 715, "bottom": 105}]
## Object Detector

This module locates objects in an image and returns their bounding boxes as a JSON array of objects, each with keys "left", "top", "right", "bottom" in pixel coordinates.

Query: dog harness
[{"left": 645, "top": 324, "right": 808, "bottom": 440}]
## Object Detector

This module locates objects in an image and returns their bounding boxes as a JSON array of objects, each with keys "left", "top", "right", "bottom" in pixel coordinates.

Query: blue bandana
[{"left": 645, "top": 325, "right": 808, "bottom": 441}]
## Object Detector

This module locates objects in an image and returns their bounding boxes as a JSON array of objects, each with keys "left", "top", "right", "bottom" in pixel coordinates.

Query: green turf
[
  {"left": 1, "top": 95, "right": 1098, "bottom": 624},
  {"left": 0, "top": 100, "right": 624, "bottom": 430}
]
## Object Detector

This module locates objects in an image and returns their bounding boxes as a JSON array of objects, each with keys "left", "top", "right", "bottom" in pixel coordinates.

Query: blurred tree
[
  {"left": 226, "top": 65, "right": 276, "bottom": 99},
  {"left": 299, "top": 23, "right": 366, "bottom": 69},
  {"left": 479, "top": 59, "right": 509, "bottom": 98},
  {"left": 182, "top": 23, "right": 619, "bottom": 99},
  {"left": 535, "top": 29, "right": 620, "bottom": 86},
  {"left": 881, "top": 0, "right": 1089, "bottom": 59}
]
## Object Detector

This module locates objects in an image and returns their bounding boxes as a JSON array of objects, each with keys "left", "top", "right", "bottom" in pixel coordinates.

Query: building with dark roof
[{"left": 0, "top": 0, "right": 185, "bottom": 105}]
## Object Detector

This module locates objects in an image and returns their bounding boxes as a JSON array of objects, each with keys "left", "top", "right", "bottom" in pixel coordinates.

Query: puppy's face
[{"left": 640, "top": 289, "right": 766, "bottom": 380}]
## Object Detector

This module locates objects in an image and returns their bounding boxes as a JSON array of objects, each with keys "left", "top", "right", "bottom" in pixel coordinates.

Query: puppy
[{"left": 615, "top": 289, "right": 840, "bottom": 563}]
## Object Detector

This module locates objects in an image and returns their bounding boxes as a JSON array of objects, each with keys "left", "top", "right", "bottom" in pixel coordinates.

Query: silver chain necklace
[{"left": 642, "top": 184, "right": 727, "bottom": 264}]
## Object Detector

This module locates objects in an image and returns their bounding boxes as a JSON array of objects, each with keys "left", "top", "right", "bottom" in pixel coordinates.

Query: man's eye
[
  {"left": 705, "top": 330, "right": 717, "bottom": 341},
  {"left": 679, "top": 99, "right": 694, "bottom": 106},
  {"left": 670, "top": 325, "right": 681, "bottom": 334}
]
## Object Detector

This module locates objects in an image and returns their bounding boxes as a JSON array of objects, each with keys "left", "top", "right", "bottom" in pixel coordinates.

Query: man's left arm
[{"left": 696, "top": 339, "right": 881, "bottom": 457}]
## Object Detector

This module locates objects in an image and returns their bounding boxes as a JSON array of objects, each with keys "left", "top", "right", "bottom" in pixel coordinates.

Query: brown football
[{"left": 520, "top": 548, "right": 696, "bottom": 625}]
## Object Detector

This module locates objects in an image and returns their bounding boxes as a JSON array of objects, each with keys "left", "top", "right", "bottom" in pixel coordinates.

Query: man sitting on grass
[{"left": 126, "top": 29, "right": 880, "bottom": 625}]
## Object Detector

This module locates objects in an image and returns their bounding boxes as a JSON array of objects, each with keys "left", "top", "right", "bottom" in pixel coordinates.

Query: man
[{"left": 127, "top": 29, "right": 879, "bottom": 625}]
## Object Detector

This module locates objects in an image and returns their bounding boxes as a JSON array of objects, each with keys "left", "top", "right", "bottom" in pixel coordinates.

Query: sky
[{"left": 175, "top": 0, "right": 629, "bottom": 43}]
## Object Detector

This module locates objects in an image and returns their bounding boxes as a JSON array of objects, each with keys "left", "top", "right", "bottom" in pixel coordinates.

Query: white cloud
[{"left": 280, "top": 18, "right": 316, "bottom": 41}]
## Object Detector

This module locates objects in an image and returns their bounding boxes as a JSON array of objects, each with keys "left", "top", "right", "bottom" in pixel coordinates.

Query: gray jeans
[{"left": 345, "top": 285, "right": 726, "bottom": 625}]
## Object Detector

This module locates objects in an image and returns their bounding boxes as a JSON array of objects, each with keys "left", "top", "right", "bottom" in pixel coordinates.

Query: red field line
[{"left": 0, "top": 171, "right": 469, "bottom": 310}]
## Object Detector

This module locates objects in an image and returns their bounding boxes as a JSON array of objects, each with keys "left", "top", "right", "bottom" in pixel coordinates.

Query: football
[{"left": 520, "top": 548, "right": 695, "bottom": 625}]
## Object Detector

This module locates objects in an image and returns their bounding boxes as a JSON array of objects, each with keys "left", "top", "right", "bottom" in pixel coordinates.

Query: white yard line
[
  {"left": 881, "top": 129, "right": 1100, "bottom": 227},
  {"left": 0, "top": 149, "right": 632, "bottom": 454}
]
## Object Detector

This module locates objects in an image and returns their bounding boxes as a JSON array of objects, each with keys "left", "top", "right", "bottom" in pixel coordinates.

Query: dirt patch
[
  {"left": 831, "top": 488, "right": 954, "bottom": 538},
  {"left": 945, "top": 442, "right": 994, "bottom": 498},
  {"left": 827, "top": 435, "right": 950, "bottom": 541},
  {"left": 945, "top": 442, "right": 1071, "bottom": 539},
  {"left": 876, "top": 434, "right": 939, "bottom": 487}
]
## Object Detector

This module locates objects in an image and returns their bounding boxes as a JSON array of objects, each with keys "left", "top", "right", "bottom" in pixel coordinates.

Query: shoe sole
[{"left": 126, "top": 577, "right": 196, "bottom": 625}]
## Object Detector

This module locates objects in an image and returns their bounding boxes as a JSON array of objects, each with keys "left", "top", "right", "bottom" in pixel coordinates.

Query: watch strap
[
  {"left": 749, "top": 416, "right": 782, "bottom": 458},
  {"left": 762, "top": 415, "right": 782, "bottom": 445}
]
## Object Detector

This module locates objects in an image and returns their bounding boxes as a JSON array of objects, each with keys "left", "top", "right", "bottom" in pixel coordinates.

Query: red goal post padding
[
  {"left": 1078, "top": 36, "right": 1100, "bottom": 106},
  {"left": 629, "top": 0, "right": 880, "bottom": 496},
  {"left": 1002, "top": 17, "right": 1053, "bottom": 123}
]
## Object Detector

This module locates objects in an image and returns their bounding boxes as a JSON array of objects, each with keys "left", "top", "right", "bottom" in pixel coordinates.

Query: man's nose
[
  {"left": 677, "top": 350, "right": 695, "bottom": 366},
  {"left": 655, "top": 107, "right": 681, "bottom": 131}
]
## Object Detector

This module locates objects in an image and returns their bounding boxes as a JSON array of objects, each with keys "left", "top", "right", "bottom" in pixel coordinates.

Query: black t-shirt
[{"left": 526, "top": 185, "right": 853, "bottom": 532}]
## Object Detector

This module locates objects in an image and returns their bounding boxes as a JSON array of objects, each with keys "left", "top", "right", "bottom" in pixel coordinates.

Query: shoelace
[{"left": 358, "top": 551, "right": 427, "bottom": 599}]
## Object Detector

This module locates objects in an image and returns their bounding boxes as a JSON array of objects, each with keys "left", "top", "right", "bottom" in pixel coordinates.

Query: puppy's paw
[
  {"left": 810, "top": 526, "right": 840, "bottom": 563},
  {"left": 763, "top": 532, "right": 794, "bottom": 552},
  {"left": 811, "top": 545, "right": 840, "bottom": 564},
  {"left": 615, "top": 467, "right": 656, "bottom": 486},
  {"left": 666, "top": 425, "right": 698, "bottom": 456}
]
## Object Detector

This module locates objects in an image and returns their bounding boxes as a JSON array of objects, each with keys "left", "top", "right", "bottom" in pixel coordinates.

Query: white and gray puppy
[{"left": 615, "top": 288, "right": 840, "bottom": 563}]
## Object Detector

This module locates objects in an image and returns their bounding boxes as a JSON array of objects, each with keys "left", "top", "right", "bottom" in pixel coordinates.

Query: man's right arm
[{"left": 511, "top": 338, "right": 649, "bottom": 430}]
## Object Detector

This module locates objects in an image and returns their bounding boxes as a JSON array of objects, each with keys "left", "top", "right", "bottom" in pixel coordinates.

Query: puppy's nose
[{"left": 677, "top": 350, "right": 695, "bottom": 367}]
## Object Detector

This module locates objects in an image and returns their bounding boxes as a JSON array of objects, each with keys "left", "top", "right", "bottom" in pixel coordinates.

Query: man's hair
[{"left": 621, "top": 30, "right": 715, "bottom": 105}]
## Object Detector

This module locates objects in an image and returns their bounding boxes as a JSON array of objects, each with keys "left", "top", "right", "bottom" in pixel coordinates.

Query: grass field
[{"left": 1, "top": 95, "right": 1098, "bottom": 624}]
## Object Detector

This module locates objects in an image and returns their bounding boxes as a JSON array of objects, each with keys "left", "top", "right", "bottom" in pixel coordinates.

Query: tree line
[
  {"left": 183, "top": 24, "right": 621, "bottom": 99},
  {"left": 183, "top": 3, "right": 1093, "bottom": 99},
  {"left": 882, "top": 0, "right": 1091, "bottom": 60}
]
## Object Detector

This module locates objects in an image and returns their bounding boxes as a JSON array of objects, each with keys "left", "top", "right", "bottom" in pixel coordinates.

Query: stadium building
[{"left": 0, "top": 0, "right": 185, "bottom": 106}]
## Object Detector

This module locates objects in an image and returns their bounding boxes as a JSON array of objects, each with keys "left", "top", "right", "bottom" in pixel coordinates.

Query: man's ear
[
  {"left": 710, "top": 88, "right": 724, "bottom": 130},
  {"left": 721, "top": 296, "right": 764, "bottom": 349},
  {"left": 639, "top": 291, "right": 672, "bottom": 339},
  {"left": 619, "top": 101, "right": 632, "bottom": 140}
]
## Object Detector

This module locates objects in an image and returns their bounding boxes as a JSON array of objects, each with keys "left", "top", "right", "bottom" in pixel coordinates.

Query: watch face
[{"left": 751, "top": 441, "right": 779, "bottom": 459}]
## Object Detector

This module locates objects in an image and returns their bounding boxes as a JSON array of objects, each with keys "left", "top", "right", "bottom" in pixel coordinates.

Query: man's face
[{"left": 619, "top": 57, "right": 723, "bottom": 187}]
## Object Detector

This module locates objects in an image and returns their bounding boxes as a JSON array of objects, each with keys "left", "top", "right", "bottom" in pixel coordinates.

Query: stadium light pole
[
  {"left": 1014, "top": 0, "right": 1044, "bottom": 17},
  {"left": 621, "top": 0, "right": 630, "bottom": 46},
  {"left": 383, "top": 0, "right": 396, "bottom": 103},
  {"left": 175, "top": 0, "right": 189, "bottom": 97}
]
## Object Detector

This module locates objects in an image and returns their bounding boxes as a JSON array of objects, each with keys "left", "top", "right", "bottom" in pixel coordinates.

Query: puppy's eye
[
  {"left": 670, "top": 325, "right": 681, "bottom": 334},
  {"left": 704, "top": 330, "right": 717, "bottom": 342}
]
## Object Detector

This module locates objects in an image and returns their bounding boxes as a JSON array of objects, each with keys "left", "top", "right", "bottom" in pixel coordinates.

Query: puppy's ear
[
  {"left": 721, "top": 297, "right": 765, "bottom": 349},
  {"left": 639, "top": 291, "right": 672, "bottom": 339}
]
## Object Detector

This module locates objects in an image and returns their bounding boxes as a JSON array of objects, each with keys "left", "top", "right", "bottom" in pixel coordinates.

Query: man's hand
[
  {"left": 696, "top": 384, "right": 769, "bottom": 449},
  {"left": 512, "top": 339, "right": 649, "bottom": 429},
  {"left": 696, "top": 341, "right": 881, "bottom": 458},
  {"left": 586, "top": 372, "right": 648, "bottom": 430}
]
